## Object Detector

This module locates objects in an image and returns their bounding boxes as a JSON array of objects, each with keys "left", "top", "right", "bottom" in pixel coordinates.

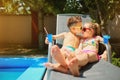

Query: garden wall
[
  {"left": 44, "top": 15, "right": 56, "bottom": 34},
  {"left": 106, "top": 15, "right": 120, "bottom": 57},
  {"left": 0, "top": 15, "right": 32, "bottom": 47},
  {"left": 0, "top": 15, "right": 56, "bottom": 48}
]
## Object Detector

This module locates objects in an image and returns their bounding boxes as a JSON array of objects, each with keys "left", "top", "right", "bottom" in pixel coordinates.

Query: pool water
[
  {"left": 0, "top": 68, "right": 26, "bottom": 80},
  {"left": 0, "top": 57, "right": 47, "bottom": 80}
]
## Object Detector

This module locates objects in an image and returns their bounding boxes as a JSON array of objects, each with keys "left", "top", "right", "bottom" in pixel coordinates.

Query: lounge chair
[{"left": 44, "top": 14, "right": 120, "bottom": 80}]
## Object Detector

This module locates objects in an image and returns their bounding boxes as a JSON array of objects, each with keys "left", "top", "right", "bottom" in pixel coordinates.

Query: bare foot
[
  {"left": 44, "top": 62, "right": 54, "bottom": 69},
  {"left": 44, "top": 62, "right": 69, "bottom": 73},
  {"left": 68, "top": 57, "right": 80, "bottom": 76},
  {"left": 51, "top": 45, "right": 68, "bottom": 68}
]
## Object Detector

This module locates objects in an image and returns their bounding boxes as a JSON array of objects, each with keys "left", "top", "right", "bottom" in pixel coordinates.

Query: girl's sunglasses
[{"left": 82, "top": 28, "right": 91, "bottom": 32}]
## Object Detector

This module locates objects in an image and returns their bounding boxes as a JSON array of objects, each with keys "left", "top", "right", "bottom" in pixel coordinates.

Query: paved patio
[{"left": 0, "top": 47, "right": 47, "bottom": 57}]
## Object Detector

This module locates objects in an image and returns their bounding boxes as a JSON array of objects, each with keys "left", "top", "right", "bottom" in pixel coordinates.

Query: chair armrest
[
  {"left": 46, "top": 42, "right": 53, "bottom": 80},
  {"left": 100, "top": 42, "right": 112, "bottom": 63},
  {"left": 104, "top": 43, "right": 112, "bottom": 63}
]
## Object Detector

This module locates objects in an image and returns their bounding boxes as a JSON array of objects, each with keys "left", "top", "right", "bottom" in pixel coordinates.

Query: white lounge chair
[{"left": 45, "top": 14, "right": 120, "bottom": 80}]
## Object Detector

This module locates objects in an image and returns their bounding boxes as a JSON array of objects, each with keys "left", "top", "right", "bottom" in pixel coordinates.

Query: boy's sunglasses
[
  {"left": 74, "top": 26, "right": 82, "bottom": 30},
  {"left": 82, "top": 28, "right": 91, "bottom": 32}
]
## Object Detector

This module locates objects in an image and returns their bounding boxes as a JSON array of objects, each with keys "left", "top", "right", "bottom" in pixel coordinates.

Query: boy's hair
[
  {"left": 88, "top": 22, "right": 100, "bottom": 36},
  {"left": 67, "top": 16, "right": 82, "bottom": 28}
]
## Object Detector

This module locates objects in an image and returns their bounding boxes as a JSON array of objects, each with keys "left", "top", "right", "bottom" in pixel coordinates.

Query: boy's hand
[{"left": 45, "top": 37, "right": 49, "bottom": 44}]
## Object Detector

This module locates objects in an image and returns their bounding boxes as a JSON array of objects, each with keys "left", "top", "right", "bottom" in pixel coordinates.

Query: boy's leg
[
  {"left": 44, "top": 62, "right": 69, "bottom": 73},
  {"left": 51, "top": 45, "right": 68, "bottom": 68}
]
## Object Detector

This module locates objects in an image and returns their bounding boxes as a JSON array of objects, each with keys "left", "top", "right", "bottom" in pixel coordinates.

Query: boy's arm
[
  {"left": 45, "top": 32, "right": 67, "bottom": 44},
  {"left": 53, "top": 32, "right": 67, "bottom": 40}
]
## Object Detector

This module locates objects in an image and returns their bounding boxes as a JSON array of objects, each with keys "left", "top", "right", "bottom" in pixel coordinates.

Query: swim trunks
[{"left": 66, "top": 46, "right": 75, "bottom": 52}]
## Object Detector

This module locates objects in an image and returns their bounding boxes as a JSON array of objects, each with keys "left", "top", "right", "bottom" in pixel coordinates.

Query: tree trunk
[
  {"left": 31, "top": 11, "right": 39, "bottom": 48},
  {"left": 95, "top": 0, "right": 106, "bottom": 34},
  {"left": 38, "top": 10, "right": 46, "bottom": 50},
  {"left": 95, "top": 0, "right": 104, "bottom": 26}
]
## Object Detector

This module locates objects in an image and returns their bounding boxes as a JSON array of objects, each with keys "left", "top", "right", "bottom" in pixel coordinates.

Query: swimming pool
[{"left": 0, "top": 57, "right": 48, "bottom": 80}]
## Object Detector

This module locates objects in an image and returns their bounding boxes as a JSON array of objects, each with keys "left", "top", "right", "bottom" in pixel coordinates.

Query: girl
[{"left": 68, "top": 22, "right": 103, "bottom": 76}]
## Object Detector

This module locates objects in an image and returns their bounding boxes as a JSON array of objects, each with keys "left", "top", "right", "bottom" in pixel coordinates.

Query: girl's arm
[
  {"left": 96, "top": 36, "right": 103, "bottom": 42},
  {"left": 75, "top": 40, "right": 83, "bottom": 54}
]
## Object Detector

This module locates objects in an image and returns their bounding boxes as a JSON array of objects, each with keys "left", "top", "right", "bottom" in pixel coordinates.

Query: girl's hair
[
  {"left": 67, "top": 16, "right": 82, "bottom": 28},
  {"left": 88, "top": 22, "right": 101, "bottom": 36}
]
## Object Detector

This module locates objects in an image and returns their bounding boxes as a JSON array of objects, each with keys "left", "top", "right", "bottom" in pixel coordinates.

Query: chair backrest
[{"left": 56, "top": 14, "right": 92, "bottom": 45}]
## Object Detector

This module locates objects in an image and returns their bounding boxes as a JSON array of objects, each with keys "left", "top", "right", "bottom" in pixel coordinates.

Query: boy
[{"left": 44, "top": 16, "right": 82, "bottom": 73}]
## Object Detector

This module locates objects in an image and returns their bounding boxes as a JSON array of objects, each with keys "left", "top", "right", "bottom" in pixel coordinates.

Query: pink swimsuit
[{"left": 82, "top": 50, "right": 100, "bottom": 60}]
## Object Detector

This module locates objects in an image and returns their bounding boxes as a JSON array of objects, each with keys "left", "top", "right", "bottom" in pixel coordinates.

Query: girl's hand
[
  {"left": 75, "top": 49, "right": 82, "bottom": 54},
  {"left": 67, "top": 52, "right": 75, "bottom": 60}
]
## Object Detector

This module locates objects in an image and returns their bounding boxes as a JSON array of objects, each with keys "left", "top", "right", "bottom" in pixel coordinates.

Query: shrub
[{"left": 112, "top": 52, "right": 120, "bottom": 67}]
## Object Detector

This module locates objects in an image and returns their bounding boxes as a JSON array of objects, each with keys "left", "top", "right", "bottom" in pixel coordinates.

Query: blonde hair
[{"left": 87, "top": 22, "right": 101, "bottom": 36}]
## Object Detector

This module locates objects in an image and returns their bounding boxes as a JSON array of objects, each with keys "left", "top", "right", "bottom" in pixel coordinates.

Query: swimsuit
[
  {"left": 61, "top": 46, "right": 75, "bottom": 58},
  {"left": 66, "top": 46, "right": 75, "bottom": 52},
  {"left": 81, "top": 38, "right": 100, "bottom": 60},
  {"left": 82, "top": 50, "right": 100, "bottom": 60}
]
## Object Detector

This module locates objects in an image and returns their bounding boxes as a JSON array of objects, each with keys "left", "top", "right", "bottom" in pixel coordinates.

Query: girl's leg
[
  {"left": 51, "top": 45, "right": 68, "bottom": 68},
  {"left": 44, "top": 62, "right": 69, "bottom": 73},
  {"left": 76, "top": 53, "right": 89, "bottom": 66},
  {"left": 87, "top": 52, "right": 99, "bottom": 63},
  {"left": 68, "top": 53, "right": 89, "bottom": 76},
  {"left": 68, "top": 58, "right": 80, "bottom": 76},
  {"left": 100, "top": 50, "right": 107, "bottom": 61}
]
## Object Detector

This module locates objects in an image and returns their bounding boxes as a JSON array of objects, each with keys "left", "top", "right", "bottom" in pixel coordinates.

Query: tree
[
  {"left": 83, "top": 0, "right": 120, "bottom": 34},
  {"left": 64, "top": 0, "right": 120, "bottom": 27},
  {"left": 0, "top": 0, "right": 30, "bottom": 15},
  {"left": 0, "top": 0, "right": 66, "bottom": 49},
  {"left": 21, "top": 0, "right": 66, "bottom": 49}
]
